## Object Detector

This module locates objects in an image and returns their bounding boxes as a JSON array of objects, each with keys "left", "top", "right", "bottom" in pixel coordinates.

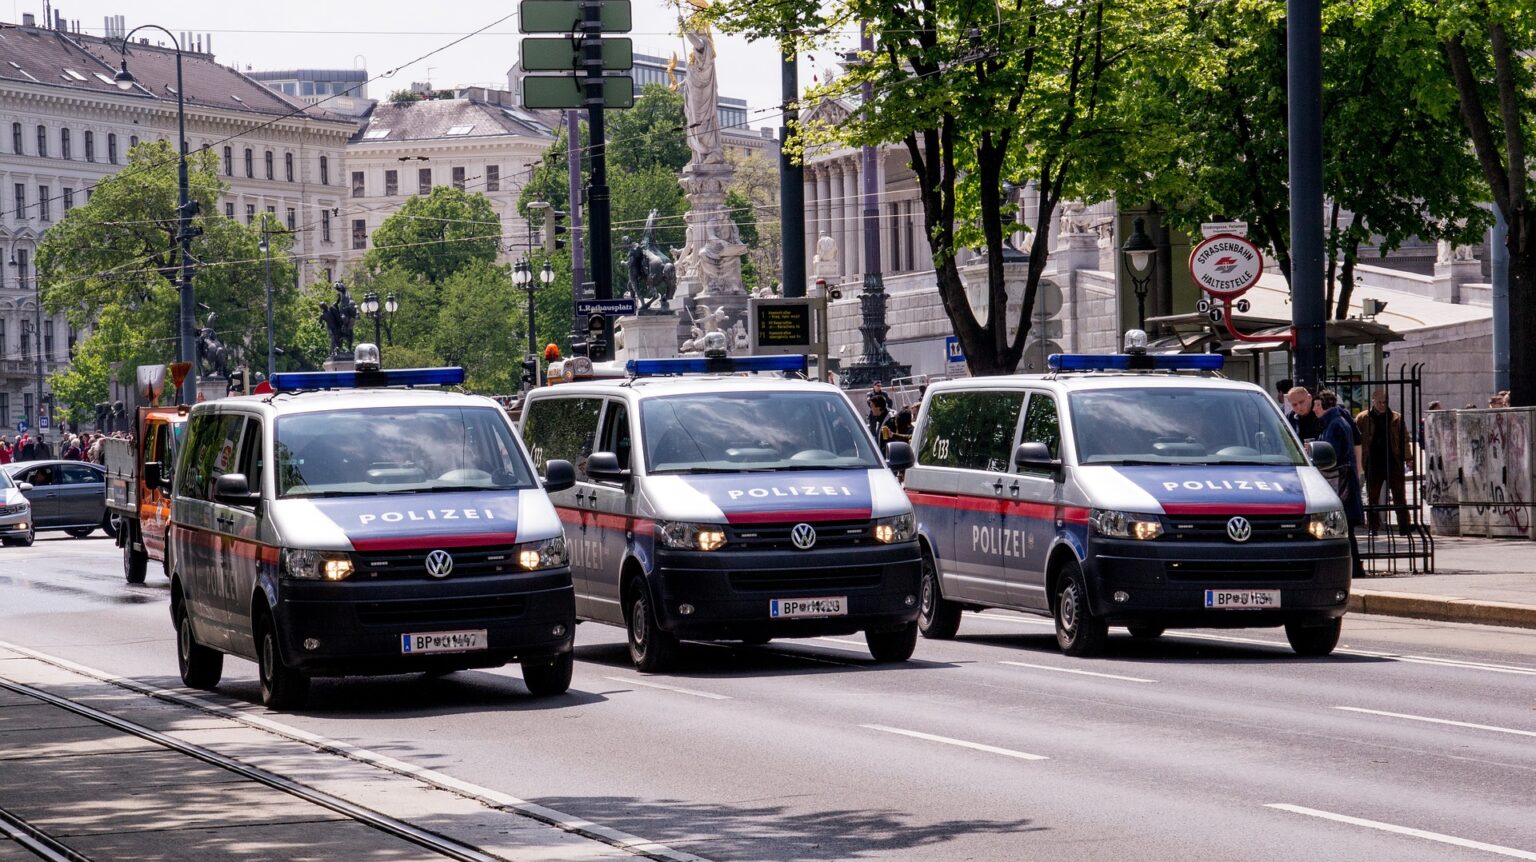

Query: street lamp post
[
  {"left": 8, "top": 252, "right": 44, "bottom": 446},
  {"left": 1122, "top": 216, "right": 1158, "bottom": 332},
  {"left": 360, "top": 291, "right": 397, "bottom": 346},
  {"left": 259, "top": 226, "right": 274, "bottom": 378},
  {"left": 114, "top": 26, "right": 197, "bottom": 405},
  {"left": 513, "top": 260, "right": 534, "bottom": 356}
]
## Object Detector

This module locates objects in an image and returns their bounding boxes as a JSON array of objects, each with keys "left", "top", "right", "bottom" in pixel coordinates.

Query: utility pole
[
  {"left": 1287, "top": 0, "right": 1325, "bottom": 387},
  {"left": 260, "top": 224, "right": 274, "bottom": 378},
  {"left": 582, "top": 0, "right": 615, "bottom": 357},
  {"left": 779, "top": 38, "right": 805, "bottom": 298},
  {"left": 565, "top": 109, "right": 588, "bottom": 353}
]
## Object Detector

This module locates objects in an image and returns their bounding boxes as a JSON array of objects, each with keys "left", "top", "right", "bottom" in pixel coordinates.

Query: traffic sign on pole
[
  {"left": 521, "top": 36, "right": 632, "bottom": 71},
  {"left": 15, "top": 420, "right": 26, "bottom": 433},
  {"left": 522, "top": 75, "right": 634, "bottom": 109},
  {"left": 519, "top": 0, "right": 632, "bottom": 32},
  {"left": 576, "top": 298, "right": 637, "bottom": 316}
]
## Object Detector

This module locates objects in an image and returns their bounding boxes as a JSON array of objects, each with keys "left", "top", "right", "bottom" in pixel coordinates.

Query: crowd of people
[
  {"left": 863, "top": 382, "right": 918, "bottom": 454},
  {"left": 0, "top": 430, "right": 128, "bottom": 465}
]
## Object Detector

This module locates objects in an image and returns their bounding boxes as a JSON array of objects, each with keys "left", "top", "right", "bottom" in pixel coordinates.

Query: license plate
[
  {"left": 1205, "top": 589, "right": 1282, "bottom": 609},
  {"left": 401, "top": 630, "right": 488, "bottom": 654},
  {"left": 770, "top": 597, "right": 847, "bottom": 619}
]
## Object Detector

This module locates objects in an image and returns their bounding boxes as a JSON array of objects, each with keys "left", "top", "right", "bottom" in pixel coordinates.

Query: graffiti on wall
[
  {"left": 1455, "top": 409, "right": 1534, "bottom": 538},
  {"left": 1424, "top": 410, "right": 1460, "bottom": 536}
]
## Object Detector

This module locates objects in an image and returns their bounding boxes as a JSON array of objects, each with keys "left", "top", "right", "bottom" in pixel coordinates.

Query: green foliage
[
  {"left": 388, "top": 89, "right": 423, "bottom": 103},
  {"left": 611, "top": 165, "right": 687, "bottom": 295},
  {"left": 365, "top": 186, "right": 501, "bottom": 284},
  {"left": 727, "top": 150, "right": 780, "bottom": 292},
  {"left": 606, "top": 84, "right": 690, "bottom": 174}
]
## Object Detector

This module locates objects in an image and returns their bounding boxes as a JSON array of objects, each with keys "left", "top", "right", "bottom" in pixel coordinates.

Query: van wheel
[
  {"left": 1127, "top": 625, "right": 1165, "bottom": 639},
  {"left": 1285, "top": 619, "right": 1342, "bottom": 657},
  {"left": 1054, "top": 562, "right": 1107, "bottom": 657},
  {"left": 917, "top": 554, "right": 962, "bottom": 640},
  {"left": 866, "top": 621, "right": 918, "bottom": 662},
  {"left": 626, "top": 584, "right": 678, "bottom": 673},
  {"left": 176, "top": 604, "right": 223, "bottom": 690},
  {"left": 257, "top": 619, "right": 309, "bottom": 710},
  {"left": 124, "top": 535, "right": 148, "bottom": 584},
  {"left": 101, "top": 513, "right": 119, "bottom": 539},
  {"left": 522, "top": 653, "right": 573, "bottom": 696}
]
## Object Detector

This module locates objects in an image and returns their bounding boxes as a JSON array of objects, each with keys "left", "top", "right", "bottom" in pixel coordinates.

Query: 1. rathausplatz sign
[{"left": 1188, "top": 233, "right": 1264, "bottom": 299}]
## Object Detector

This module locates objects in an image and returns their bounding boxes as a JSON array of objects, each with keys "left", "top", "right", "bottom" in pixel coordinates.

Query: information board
[{"left": 749, "top": 298, "right": 815, "bottom": 355}]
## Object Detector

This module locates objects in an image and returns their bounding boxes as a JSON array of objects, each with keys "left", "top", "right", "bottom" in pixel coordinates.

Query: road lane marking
[
  {"left": 999, "top": 660, "right": 1156, "bottom": 683},
  {"left": 603, "top": 676, "right": 731, "bottom": 700},
  {"left": 965, "top": 612, "right": 1054, "bottom": 626},
  {"left": 1267, "top": 804, "right": 1536, "bottom": 860},
  {"left": 860, "top": 724, "right": 1048, "bottom": 761},
  {"left": 1165, "top": 632, "right": 1536, "bottom": 676},
  {"left": 1333, "top": 706, "right": 1536, "bottom": 738},
  {"left": 814, "top": 637, "right": 869, "bottom": 648}
]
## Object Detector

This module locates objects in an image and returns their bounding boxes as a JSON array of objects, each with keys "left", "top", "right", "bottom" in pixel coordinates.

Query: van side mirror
[
  {"left": 543, "top": 459, "right": 576, "bottom": 493},
  {"left": 586, "top": 451, "right": 628, "bottom": 484},
  {"left": 1014, "top": 442, "right": 1063, "bottom": 477},
  {"left": 143, "top": 461, "right": 162, "bottom": 488},
  {"left": 214, "top": 473, "right": 259, "bottom": 506},
  {"left": 1307, "top": 440, "right": 1337, "bottom": 471},
  {"left": 885, "top": 441, "right": 915, "bottom": 471}
]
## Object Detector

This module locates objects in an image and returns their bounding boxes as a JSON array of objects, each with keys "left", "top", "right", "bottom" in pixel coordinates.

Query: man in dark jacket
[
  {"left": 1314, "top": 389, "right": 1365, "bottom": 578},
  {"left": 1284, "top": 386, "right": 1322, "bottom": 442},
  {"left": 1356, "top": 389, "right": 1411, "bottom": 533}
]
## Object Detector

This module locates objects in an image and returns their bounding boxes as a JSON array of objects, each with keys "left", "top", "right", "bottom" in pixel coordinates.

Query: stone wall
[
  {"left": 1385, "top": 319, "right": 1493, "bottom": 412},
  {"left": 1424, "top": 408, "right": 1536, "bottom": 539}
]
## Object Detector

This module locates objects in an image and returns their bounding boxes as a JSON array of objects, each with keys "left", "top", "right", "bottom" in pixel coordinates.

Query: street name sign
[
  {"left": 1188, "top": 233, "right": 1264, "bottom": 299},
  {"left": 519, "top": 0, "right": 632, "bottom": 33},
  {"left": 522, "top": 75, "right": 635, "bottom": 109},
  {"left": 1200, "top": 220, "right": 1249, "bottom": 239},
  {"left": 520, "top": 36, "right": 633, "bottom": 71},
  {"left": 576, "top": 298, "right": 637, "bottom": 316}
]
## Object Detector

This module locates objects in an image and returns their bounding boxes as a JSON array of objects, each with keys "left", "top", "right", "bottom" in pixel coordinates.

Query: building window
[
  {"left": 283, "top": 152, "right": 293, "bottom": 182},
  {"left": 36, "top": 125, "right": 47, "bottom": 157},
  {"left": 225, "top": 202, "right": 235, "bottom": 219},
  {"left": 0, "top": 393, "right": 7, "bottom": 427},
  {"left": 322, "top": 268, "right": 332, "bottom": 284},
  {"left": 385, "top": 170, "right": 398, "bottom": 196},
  {"left": 13, "top": 184, "right": 25, "bottom": 219},
  {"left": 352, "top": 219, "right": 367, "bottom": 250},
  {"left": 20, "top": 328, "right": 30, "bottom": 360},
  {"left": 60, "top": 128, "right": 71, "bottom": 160},
  {"left": 265, "top": 150, "right": 274, "bottom": 180},
  {"left": 107, "top": 133, "right": 117, "bottom": 164},
  {"left": 222, "top": 146, "right": 232, "bottom": 176},
  {"left": 451, "top": 166, "right": 466, "bottom": 190},
  {"left": 266, "top": 205, "right": 276, "bottom": 216},
  {"left": 130, "top": 135, "right": 139, "bottom": 149},
  {"left": 11, "top": 122, "right": 22, "bottom": 155},
  {"left": 286, "top": 208, "right": 296, "bottom": 231},
  {"left": 244, "top": 148, "right": 253, "bottom": 178},
  {"left": 351, "top": 171, "right": 364, "bottom": 198},
  {"left": 0, "top": 321, "right": 6, "bottom": 359},
  {"left": 486, "top": 165, "right": 499, "bottom": 192},
  {"left": 321, "top": 210, "right": 332, "bottom": 242},
  {"left": 84, "top": 130, "right": 95, "bottom": 162},
  {"left": 68, "top": 326, "right": 77, "bottom": 358},
  {"left": 320, "top": 156, "right": 329, "bottom": 185},
  {"left": 38, "top": 186, "right": 49, "bottom": 222},
  {"left": 888, "top": 203, "right": 902, "bottom": 274},
  {"left": 418, "top": 168, "right": 431, "bottom": 195},
  {"left": 44, "top": 322, "right": 53, "bottom": 361},
  {"left": 63, "top": 188, "right": 74, "bottom": 211},
  {"left": 245, "top": 204, "right": 256, "bottom": 224}
]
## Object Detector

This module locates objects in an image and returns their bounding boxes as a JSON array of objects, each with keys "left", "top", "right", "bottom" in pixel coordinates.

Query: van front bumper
[
  {"left": 1084, "top": 538, "right": 1352, "bottom": 628},
  {"left": 272, "top": 568, "right": 575, "bottom": 675},
  {"left": 648, "top": 541, "right": 922, "bottom": 639}
]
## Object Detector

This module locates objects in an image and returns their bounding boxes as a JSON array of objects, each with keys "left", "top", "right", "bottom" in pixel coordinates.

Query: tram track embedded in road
[{"left": 0, "top": 804, "right": 91, "bottom": 862}]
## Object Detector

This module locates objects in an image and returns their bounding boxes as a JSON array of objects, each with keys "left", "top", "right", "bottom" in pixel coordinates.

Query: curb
[{"left": 1349, "top": 590, "right": 1536, "bottom": 630}]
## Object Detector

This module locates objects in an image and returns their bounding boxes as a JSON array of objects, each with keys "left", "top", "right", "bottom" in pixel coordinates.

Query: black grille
[
  {"left": 1164, "top": 561, "right": 1316, "bottom": 582},
  {"left": 353, "top": 545, "right": 521, "bottom": 580},
  {"left": 726, "top": 520, "right": 873, "bottom": 550},
  {"left": 1161, "top": 515, "right": 1309, "bottom": 543},
  {"left": 728, "top": 567, "right": 883, "bottom": 593},
  {"left": 356, "top": 595, "right": 527, "bottom": 627}
]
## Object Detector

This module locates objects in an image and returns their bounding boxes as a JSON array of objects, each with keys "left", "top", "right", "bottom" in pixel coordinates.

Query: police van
[
  {"left": 906, "top": 334, "right": 1352, "bottom": 657},
  {"left": 168, "top": 347, "right": 578, "bottom": 709},
  {"left": 519, "top": 350, "right": 923, "bottom": 671}
]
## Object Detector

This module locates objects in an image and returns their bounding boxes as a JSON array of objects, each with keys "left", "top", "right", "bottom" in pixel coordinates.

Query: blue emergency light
[
  {"left": 269, "top": 366, "right": 466, "bottom": 392},
  {"left": 626, "top": 354, "right": 809, "bottom": 377},
  {"left": 1048, "top": 353, "right": 1224, "bottom": 372}
]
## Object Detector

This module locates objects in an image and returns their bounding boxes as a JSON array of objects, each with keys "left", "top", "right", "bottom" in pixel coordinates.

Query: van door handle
[
  {"left": 1009, "top": 481, "right": 1021, "bottom": 497},
  {"left": 992, "top": 480, "right": 1005, "bottom": 495}
]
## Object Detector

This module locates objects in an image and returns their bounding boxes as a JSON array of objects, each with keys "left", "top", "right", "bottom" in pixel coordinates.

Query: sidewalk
[{"left": 1350, "top": 536, "right": 1536, "bottom": 629}]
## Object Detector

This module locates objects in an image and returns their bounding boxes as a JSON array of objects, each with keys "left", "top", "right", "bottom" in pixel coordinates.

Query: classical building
[
  {"left": 343, "top": 95, "right": 557, "bottom": 267},
  {"left": 0, "top": 16, "right": 355, "bottom": 434},
  {"left": 248, "top": 68, "right": 374, "bottom": 117}
]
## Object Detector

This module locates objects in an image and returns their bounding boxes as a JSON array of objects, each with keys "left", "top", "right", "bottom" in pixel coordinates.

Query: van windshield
[
  {"left": 1069, "top": 387, "right": 1304, "bottom": 466},
  {"left": 276, "top": 406, "right": 535, "bottom": 497},
  {"left": 641, "top": 391, "right": 881, "bottom": 473}
]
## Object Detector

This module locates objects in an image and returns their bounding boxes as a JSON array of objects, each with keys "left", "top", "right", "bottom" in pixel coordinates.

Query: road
[{"left": 3, "top": 535, "right": 1535, "bottom": 861}]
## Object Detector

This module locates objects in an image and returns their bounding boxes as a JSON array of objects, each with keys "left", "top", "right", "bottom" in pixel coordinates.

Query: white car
[{"left": 0, "top": 468, "right": 34, "bottom": 547}]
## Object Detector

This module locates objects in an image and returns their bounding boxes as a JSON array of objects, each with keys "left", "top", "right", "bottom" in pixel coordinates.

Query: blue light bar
[
  {"left": 269, "top": 366, "right": 465, "bottom": 392},
  {"left": 1048, "top": 353, "right": 1223, "bottom": 372},
  {"left": 626, "top": 354, "right": 809, "bottom": 377}
]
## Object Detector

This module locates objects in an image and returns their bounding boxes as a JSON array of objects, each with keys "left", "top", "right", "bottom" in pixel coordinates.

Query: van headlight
[
  {"left": 1308, "top": 510, "right": 1348, "bottom": 539},
  {"left": 283, "top": 548, "right": 354, "bottom": 581},
  {"left": 1090, "top": 509, "right": 1164, "bottom": 541},
  {"left": 655, "top": 520, "right": 727, "bottom": 551},
  {"left": 872, "top": 512, "right": 916, "bottom": 544},
  {"left": 516, "top": 536, "right": 569, "bottom": 570}
]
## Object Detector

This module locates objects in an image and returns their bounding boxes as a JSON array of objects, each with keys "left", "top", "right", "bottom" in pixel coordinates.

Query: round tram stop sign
[{"left": 1188, "top": 234, "right": 1264, "bottom": 299}]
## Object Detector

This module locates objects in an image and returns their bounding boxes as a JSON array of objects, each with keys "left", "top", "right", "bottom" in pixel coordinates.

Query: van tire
[
  {"left": 917, "top": 553, "right": 962, "bottom": 640},
  {"left": 1127, "top": 625, "right": 1165, "bottom": 639},
  {"left": 866, "top": 621, "right": 918, "bottom": 662},
  {"left": 124, "top": 530, "right": 148, "bottom": 584},
  {"left": 257, "top": 617, "right": 309, "bottom": 710},
  {"left": 521, "top": 653, "right": 573, "bottom": 696},
  {"left": 65, "top": 527, "right": 95, "bottom": 539},
  {"left": 626, "top": 583, "right": 678, "bottom": 673},
  {"left": 176, "top": 604, "right": 223, "bottom": 690},
  {"left": 1285, "top": 618, "right": 1342, "bottom": 657},
  {"left": 1054, "top": 562, "right": 1107, "bottom": 657}
]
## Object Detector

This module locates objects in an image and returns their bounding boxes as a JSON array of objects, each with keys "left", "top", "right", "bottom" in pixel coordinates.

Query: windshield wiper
[
  {"left": 287, "top": 490, "right": 376, "bottom": 498},
  {"left": 383, "top": 485, "right": 514, "bottom": 494},
  {"left": 656, "top": 467, "right": 750, "bottom": 474},
  {"left": 770, "top": 464, "right": 866, "bottom": 471}
]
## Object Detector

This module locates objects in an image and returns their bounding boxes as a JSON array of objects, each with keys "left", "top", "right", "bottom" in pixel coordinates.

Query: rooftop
[{"left": 351, "top": 98, "right": 555, "bottom": 145}]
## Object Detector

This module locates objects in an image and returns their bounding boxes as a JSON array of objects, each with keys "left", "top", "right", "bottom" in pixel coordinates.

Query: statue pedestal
[
  {"left": 616, "top": 313, "right": 682, "bottom": 362},
  {"left": 323, "top": 357, "right": 356, "bottom": 372},
  {"left": 196, "top": 378, "right": 228, "bottom": 403},
  {"left": 678, "top": 294, "right": 752, "bottom": 353},
  {"left": 1433, "top": 259, "right": 1480, "bottom": 303},
  {"left": 677, "top": 162, "right": 747, "bottom": 299}
]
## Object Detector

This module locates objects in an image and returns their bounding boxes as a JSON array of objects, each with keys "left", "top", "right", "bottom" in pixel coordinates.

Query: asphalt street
[{"left": 3, "top": 535, "right": 1535, "bottom": 861}]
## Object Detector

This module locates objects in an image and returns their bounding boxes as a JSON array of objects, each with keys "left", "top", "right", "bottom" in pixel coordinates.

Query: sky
[{"left": 21, "top": 0, "right": 856, "bottom": 132}]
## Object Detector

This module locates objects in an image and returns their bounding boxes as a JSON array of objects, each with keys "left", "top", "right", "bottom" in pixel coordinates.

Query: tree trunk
[
  {"left": 1508, "top": 208, "right": 1536, "bottom": 405},
  {"left": 1334, "top": 212, "right": 1365, "bottom": 320}
]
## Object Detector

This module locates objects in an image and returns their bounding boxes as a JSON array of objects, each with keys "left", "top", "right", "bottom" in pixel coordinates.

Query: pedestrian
[
  {"left": 1284, "top": 386, "right": 1322, "bottom": 442},
  {"left": 885, "top": 406, "right": 915, "bottom": 447},
  {"left": 1275, "top": 378, "right": 1295, "bottom": 416},
  {"left": 61, "top": 435, "right": 82, "bottom": 461},
  {"left": 1314, "top": 389, "right": 1366, "bottom": 578},
  {"left": 866, "top": 400, "right": 890, "bottom": 453},
  {"left": 0, "top": 436, "right": 11, "bottom": 465},
  {"left": 17, "top": 433, "right": 34, "bottom": 462},
  {"left": 866, "top": 381, "right": 891, "bottom": 415},
  {"left": 1356, "top": 389, "right": 1412, "bottom": 535}
]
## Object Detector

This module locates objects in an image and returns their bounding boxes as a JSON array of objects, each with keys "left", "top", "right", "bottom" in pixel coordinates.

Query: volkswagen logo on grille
[
  {"left": 790, "top": 523, "right": 817, "bottom": 551},
  {"left": 1226, "top": 516, "right": 1253, "bottom": 543},
  {"left": 425, "top": 549, "right": 455, "bottom": 578}
]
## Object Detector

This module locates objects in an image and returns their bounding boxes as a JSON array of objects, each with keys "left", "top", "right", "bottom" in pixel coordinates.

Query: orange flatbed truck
[{"left": 103, "top": 406, "right": 188, "bottom": 584}]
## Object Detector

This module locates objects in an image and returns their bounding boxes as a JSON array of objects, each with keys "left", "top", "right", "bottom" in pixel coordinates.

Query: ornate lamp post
[
  {"left": 360, "top": 291, "right": 398, "bottom": 346},
  {"left": 1122, "top": 216, "right": 1158, "bottom": 331},
  {"left": 513, "top": 260, "right": 535, "bottom": 356},
  {"left": 114, "top": 26, "right": 198, "bottom": 405}
]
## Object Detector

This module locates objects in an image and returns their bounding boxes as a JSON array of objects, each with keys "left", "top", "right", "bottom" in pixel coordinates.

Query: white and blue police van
[
  {"left": 518, "top": 348, "right": 923, "bottom": 671},
  {"left": 169, "top": 346, "right": 578, "bottom": 709},
  {"left": 905, "top": 333, "right": 1352, "bottom": 657}
]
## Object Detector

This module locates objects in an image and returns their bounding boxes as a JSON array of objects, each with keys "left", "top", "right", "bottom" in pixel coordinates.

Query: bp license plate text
[
  {"left": 1205, "top": 589, "right": 1281, "bottom": 609},
  {"left": 770, "top": 597, "right": 847, "bottom": 619},
  {"left": 401, "top": 630, "right": 488, "bottom": 654}
]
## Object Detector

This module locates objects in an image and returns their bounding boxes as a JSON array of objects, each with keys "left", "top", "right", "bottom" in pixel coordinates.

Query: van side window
[
  {"left": 180, "top": 415, "right": 245, "bottom": 501},
  {"left": 176, "top": 416, "right": 215, "bottom": 500},
  {"left": 917, "top": 391, "right": 1025, "bottom": 472},
  {"left": 1018, "top": 393, "right": 1061, "bottom": 476},
  {"left": 238, "top": 419, "right": 264, "bottom": 495},
  {"left": 522, "top": 397, "right": 604, "bottom": 481},
  {"left": 600, "top": 403, "right": 632, "bottom": 469}
]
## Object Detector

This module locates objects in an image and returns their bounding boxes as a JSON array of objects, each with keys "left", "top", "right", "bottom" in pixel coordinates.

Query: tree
[
  {"left": 606, "top": 84, "right": 690, "bottom": 174},
  {"left": 366, "top": 186, "right": 501, "bottom": 284},
  {"left": 388, "top": 89, "right": 423, "bottom": 104},
  {"left": 429, "top": 260, "right": 522, "bottom": 392},
  {"left": 611, "top": 165, "right": 687, "bottom": 294},
  {"left": 726, "top": 150, "right": 780, "bottom": 290}
]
